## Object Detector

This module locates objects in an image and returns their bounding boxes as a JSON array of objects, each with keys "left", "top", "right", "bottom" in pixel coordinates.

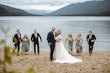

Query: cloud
[
  {"left": 12, "top": 4, "right": 69, "bottom": 11},
  {"left": 0, "top": 0, "right": 102, "bottom": 11},
  {"left": 0, "top": 0, "right": 95, "bottom": 5}
]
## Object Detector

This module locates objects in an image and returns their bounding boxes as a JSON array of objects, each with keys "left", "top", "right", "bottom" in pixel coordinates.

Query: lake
[{"left": 0, "top": 16, "right": 110, "bottom": 52}]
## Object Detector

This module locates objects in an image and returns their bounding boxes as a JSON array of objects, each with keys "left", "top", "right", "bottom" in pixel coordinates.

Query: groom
[{"left": 47, "top": 26, "right": 56, "bottom": 61}]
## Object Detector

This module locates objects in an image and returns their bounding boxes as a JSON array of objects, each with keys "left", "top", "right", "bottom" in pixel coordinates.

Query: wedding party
[{"left": 12, "top": 26, "right": 96, "bottom": 58}]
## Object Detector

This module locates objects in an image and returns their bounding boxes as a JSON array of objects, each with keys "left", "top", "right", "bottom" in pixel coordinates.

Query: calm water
[{"left": 0, "top": 16, "right": 110, "bottom": 52}]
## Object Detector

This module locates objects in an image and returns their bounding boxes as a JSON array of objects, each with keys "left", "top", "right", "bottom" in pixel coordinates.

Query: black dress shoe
[{"left": 50, "top": 59, "right": 54, "bottom": 61}]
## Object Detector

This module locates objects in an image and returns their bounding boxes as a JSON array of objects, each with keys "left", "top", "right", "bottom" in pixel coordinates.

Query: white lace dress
[{"left": 53, "top": 35, "right": 82, "bottom": 63}]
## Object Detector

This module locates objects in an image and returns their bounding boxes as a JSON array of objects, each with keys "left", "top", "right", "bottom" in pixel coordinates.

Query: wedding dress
[{"left": 53, "top": 35, "right": 82, "bottom": 63}]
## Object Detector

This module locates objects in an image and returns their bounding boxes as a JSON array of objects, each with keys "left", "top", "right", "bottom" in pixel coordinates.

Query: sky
[{"left": 0, "top": 0, "right": 102, "bottom": 11}]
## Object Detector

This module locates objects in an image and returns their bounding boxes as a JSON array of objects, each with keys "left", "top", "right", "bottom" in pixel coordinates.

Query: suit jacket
[
  {"left": 47, "top": 31, "right": 56, "bottom": 44},
  {"left": 31, "top": 33, "right": 42, "bottom": 44},
  {"left": 87, "top": 34, "right": 96, "bottom": 44},
  {"left": 13, "top": 33, "right": 22, "bottom": 44}
]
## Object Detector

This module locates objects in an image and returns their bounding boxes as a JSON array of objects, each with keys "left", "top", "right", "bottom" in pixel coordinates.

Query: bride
[{"left": 53, "top": 30, "right": 82, "bottom": 63}]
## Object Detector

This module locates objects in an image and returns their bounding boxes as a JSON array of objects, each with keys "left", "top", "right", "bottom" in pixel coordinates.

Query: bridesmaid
[
  {"left": 65, "top": 33, "right": 74, "bottom": 54},
  {"left": 75, "top": 33, "right": 83, "bottom": 55},
  {"left": 21, "top": 34, "right": 30, "bottom": 55}
]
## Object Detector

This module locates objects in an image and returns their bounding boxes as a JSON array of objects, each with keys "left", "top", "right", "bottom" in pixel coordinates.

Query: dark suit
[
  {"left": 87, "top": 34, "right": 96, "bottom": 54},
  {"left": 13, "top": 33, "right": 22, "bottom": 53},
  {"left": 31, "top": 33, "right": 42, "bottom": 55},
  {"left": 47, "top": 31, "right": 56, "bottom": 60}
]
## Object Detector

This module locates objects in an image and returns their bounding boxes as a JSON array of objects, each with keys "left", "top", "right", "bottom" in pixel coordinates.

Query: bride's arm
[
  {"left": 55, "top": 36, "right": 61, "bottom": 42},
  {"left": 55, "top": 37, "right": 58, "bottom": 42}
]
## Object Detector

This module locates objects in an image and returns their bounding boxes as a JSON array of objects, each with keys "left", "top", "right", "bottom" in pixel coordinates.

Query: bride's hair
[{"left": 55, "top": 29, "right": 61, "bottom": 36}]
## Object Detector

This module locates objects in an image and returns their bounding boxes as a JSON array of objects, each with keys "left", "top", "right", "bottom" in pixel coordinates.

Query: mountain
[
  {"left": 26, "top": 9, "right": 52, "bottom": 15},
  {"left": 48, "top": 0, "right": 110, "bottom": 16},
  {"left": 0, "top": 4, "right": 32, "bottom": 16}
]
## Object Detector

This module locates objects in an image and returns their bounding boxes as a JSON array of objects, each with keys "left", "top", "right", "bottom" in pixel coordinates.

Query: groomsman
[
  {"left": 13, "top": 29, "right": 22, "bottom": 56},
  {"left": 87, "top": 31, "right": 96, "bottom": 56},
  {"left": 31, "top": 29, "right": 42, "bottom": 55}
]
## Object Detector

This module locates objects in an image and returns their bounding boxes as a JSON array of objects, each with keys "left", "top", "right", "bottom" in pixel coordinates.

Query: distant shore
[{"left": 0, "top": 51, "right": 110, "bottom": 73}]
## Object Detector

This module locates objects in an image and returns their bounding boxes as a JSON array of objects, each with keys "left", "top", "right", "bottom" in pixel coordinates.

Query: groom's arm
[{"left": 47, "top": 32, "right": 50, "bottom": 43}]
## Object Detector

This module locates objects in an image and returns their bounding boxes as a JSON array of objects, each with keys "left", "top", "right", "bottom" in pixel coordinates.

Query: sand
[{"left": 0, "top": 51, "right": 110, "bottom": 73}]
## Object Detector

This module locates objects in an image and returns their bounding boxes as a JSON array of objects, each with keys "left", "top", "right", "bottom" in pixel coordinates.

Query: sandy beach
[{"left": 0, "top": 51, "right": 110, "bottom": 73}]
